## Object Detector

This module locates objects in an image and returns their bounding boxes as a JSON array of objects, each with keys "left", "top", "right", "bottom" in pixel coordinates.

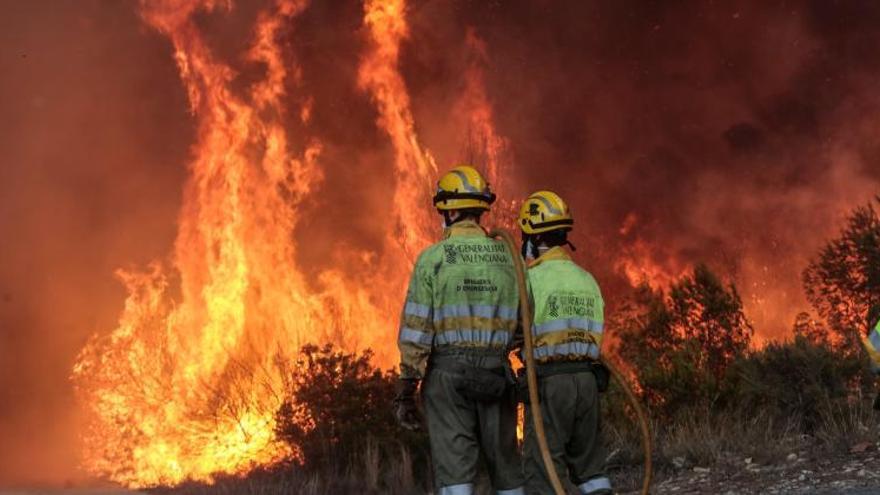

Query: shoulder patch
[{"left": 443, "top": 244, "right": 457, "bottom": 264}]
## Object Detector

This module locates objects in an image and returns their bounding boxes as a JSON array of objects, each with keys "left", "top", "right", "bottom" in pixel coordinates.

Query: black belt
[
  {"left": 430, "top": 354, "right": 513, "bottom": 402},
  {"left": 432, "top": 346, "right": 508, "bottom": 358},
  {"left": 430, "top": 356, "right": 507, "bottom": 377},
  {"left": 534, "top": 360, "right": 595, "bottom": 379}
]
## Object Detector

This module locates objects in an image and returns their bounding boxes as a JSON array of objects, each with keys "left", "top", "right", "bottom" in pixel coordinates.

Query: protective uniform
[
  {"left": 865, "top": 317, "right": 880, "bottom": 375},
  {"left": 865, "top": 309, "right": 880, "bottom": 411},
  {"left": 518, "top": 191, "right": 613, "bottom": 495},
  {"left": 864, "top": 310, "right": 880, "bottom": 375},
  {"left": 396, "top": 166, "right": 524, "bottom": 495}
]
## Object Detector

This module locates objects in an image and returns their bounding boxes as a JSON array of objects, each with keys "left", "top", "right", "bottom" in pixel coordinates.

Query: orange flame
[
  {"left": 615, "top": 213, "right": 689, "bottom": 290},
  {"left": 457, "top": 29, "right": 506, "bottom": 188},
  {"left": 72, "top": 0, "right": 396, "bottom": 486},
  {"left": 455, "top": 28, "right": 519, "bottom": 230},
  {"left": 359, "top": 0, "right": 437, "bottom": 259},
  {"left": 72, "top": 0, "right": 517, "bottom": 487}
]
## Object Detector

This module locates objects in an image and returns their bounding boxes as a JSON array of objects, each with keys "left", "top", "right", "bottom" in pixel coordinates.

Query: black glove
[{"left": 393, "top": 378, "right": 422, "bottom": 431}]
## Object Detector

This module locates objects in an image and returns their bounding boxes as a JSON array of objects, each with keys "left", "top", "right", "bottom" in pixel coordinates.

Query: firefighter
[
  {"left": 393, "top": 165, "right": 524, "bottom": 495},
  {"left": 517, "top": 190, "right": 613, "bottom": 495},
  {"left": 864, "top": 305, "right": 880, "bottom": 410}
]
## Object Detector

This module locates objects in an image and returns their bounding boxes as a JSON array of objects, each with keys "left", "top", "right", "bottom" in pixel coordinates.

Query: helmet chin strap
[
  {"left": 443, "top": 209, "right": 483, "bottom": 227},
  {"left": 521, "top": 235, "right": 540, "bottom": 260},
  {"left": 522, "top": 233, "right": 577, "bottom": 259},
  {"left": 442, "top": 210, "right": 460, "bottom": 227}
]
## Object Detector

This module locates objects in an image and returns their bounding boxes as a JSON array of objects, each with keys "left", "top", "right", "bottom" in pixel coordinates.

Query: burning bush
[
  {"left": 274, "top": 344, "right": 428, "bottom": 477},
  {"left": 803, "top": 197, "right": 880, "bottom": 347},
  {"left": 602, "top": 200, "right": 880, "bottom": 473},
  {"left": 613, "top": 264, "right": 753, "bottom": 417}
]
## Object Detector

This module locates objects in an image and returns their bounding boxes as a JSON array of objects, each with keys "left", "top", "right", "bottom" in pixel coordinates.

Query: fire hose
[{"left": 490, "top": 229, "right": 653, "bottom": 495}]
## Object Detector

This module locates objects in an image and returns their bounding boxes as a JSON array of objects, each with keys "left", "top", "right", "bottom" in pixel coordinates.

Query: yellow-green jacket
[
  {"left": 527, "top": 246, "right": 604, "bottom": 363},
  {"left": 397, "top": 220, "right": 519, "bottom": 379},
  {"left": 864, "top": 316, "right": 880, "bottom": 374}
]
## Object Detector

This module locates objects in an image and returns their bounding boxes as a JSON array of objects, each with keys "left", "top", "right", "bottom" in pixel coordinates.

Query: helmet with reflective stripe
[
  {"left": 518, "top": 190, "right": 574, "bottom": 234},
  {"left": 433, "top": 165, "right": 496, "bottom": 211}
]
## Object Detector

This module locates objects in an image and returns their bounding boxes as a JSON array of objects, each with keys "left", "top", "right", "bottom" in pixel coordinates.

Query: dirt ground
[
  {"left": 4, "top": 448, "right": 880, "bottom": 495},
  {"left": 617, "top": 443, "right": 880, "bottom": 494},
  {"left": 3, "top": 483, "right": 880, "bottom": 494}
]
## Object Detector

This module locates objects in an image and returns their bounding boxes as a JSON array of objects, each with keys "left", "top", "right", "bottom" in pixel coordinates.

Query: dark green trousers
[
  {"left": 422, "top": 355, "right": 524, "bottom": 495},
  {"left": 523, "top": 371, "right": 611, "bottom": 495}
]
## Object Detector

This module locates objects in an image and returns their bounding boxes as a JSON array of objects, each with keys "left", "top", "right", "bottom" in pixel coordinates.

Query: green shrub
[
  {"left": 803, "top": 197, "right": 880, "bottom": 347},
  {"left": 729, "top": 335, "right": 869, "bottom": 431},
  {"left": 613, "top": 264, "right": 752, "bottom": 417}
]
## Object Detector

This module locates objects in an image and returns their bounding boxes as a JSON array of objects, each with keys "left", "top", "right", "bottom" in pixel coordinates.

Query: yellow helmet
[
  {"left": 518, "top": 190, "right": 574, "bottom": 234},
  {"left": 432, "top": 165, "right": 496, "bottom": 211}
]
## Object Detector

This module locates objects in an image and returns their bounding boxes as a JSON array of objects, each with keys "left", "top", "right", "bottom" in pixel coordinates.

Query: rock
[
  {"left": 693, "top": 466, "right": 711, "bottom": 473},
  {"left": 787, "top": 453, "right": 798, "bottom": 462},
  {"left": 744, "top": 457, "right": 753, "bottom": 465},
  {"left": 673, "top": 456, "right": 686, "bottom": 469},
  {"left": 851, "top": 441, "right": 873, "bottom": 453}
]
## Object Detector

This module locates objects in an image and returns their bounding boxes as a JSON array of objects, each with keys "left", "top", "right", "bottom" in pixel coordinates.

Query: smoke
[
  {"left": 0, "top": 0, "right": 190, "bottom": 485},
  {"left": 1, "top": 0, "right": 879, "bottom": 485},
  {"left": 401, "top": 0, "right": 880, "bottom": 336}
]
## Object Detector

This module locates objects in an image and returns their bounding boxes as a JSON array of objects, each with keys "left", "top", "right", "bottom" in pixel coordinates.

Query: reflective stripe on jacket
[
  {"left": 527, "top": 246, "right": 604, "bottom": 364},
  {"left": 397, "top": 220, "right": 519, "bottom": 379}
]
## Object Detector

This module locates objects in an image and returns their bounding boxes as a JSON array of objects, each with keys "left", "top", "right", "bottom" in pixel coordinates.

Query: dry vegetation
[
  {"left": 156, "top": 342, "right": 879, "bottom": 495},
  {"left": 157, "top": 200, "right": 880, "bottom": 494}
]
